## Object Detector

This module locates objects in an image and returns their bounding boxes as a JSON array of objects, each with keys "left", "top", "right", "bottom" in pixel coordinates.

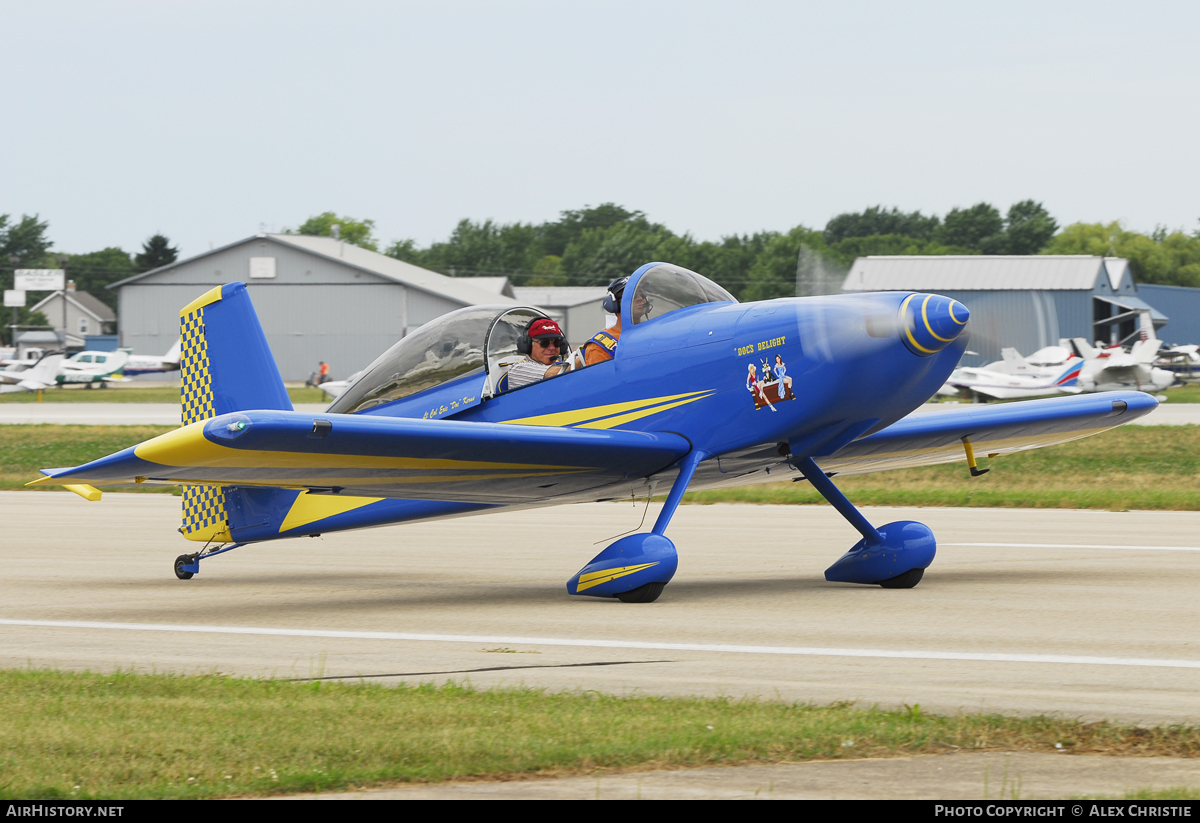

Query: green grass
[
  {"left": 1, "top": 669, "right": 1198, "bottom": 799},
  {"left": 686, "top": 424, "right": 1200, "bottom": 511},
  {"left": 7, "top": 424, "right": 1200, "bottom": 509},
  {"left": 1, "top": 425, "right": 174, "bottom": 491},
  {"left": 0, "top": 386, "right": 329, "bottom": 404},
  {"left": 1160, "top": 383, "right": 1200, "bottom": 403}
]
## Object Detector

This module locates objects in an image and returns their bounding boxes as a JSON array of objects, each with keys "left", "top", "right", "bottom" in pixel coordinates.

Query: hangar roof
[
  {"left": 263, "top": 234, "right": 516, "bottom": 306},
  {"left": 31, "top": 289, "right": 117, "bottom": 322},
  {"left": 842, "top": 255, "right": 1128, "bottom": 292},
  {"left": 511, "top": 286, "right": 608, "bottom": 308},
  {"left": 109, "top": 234, "right": 515, "bottom": 308}
]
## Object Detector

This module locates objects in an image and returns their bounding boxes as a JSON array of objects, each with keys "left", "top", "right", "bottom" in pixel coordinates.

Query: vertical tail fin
[
  {"left": 1070, "top": 337, "right": 1099, "bottom": 360},
  {"left": 1053, "top": 359, "right": 1083, "bottom": 387},
  {"left": 163, "top": 337, "right": 182, "bottom": 365},
  {"left": 179, "top": 282, "right": 291, "bottom": 543}
]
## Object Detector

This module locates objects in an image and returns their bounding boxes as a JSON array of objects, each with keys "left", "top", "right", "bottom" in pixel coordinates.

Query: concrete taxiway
[
  {"left": 0, "top": 402, "right": 329, "bottom": 425},
  {"left": 2, "top": 492, "right": 1198, "bottom": 726},
  {"left": 286, "top": 752, "right": 1200, "bottom": 800}
]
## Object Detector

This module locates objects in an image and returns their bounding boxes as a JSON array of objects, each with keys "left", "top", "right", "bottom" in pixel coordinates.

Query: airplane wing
[
  {"left": 32, "top": 410, "right": 693, "bottom": 503},
  {"left": 820, "top": 391, "right": 1156, "bottom": 476}
]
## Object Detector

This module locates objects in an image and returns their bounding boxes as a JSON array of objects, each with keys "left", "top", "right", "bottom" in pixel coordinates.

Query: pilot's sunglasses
[{"left": 534, "top": 337, "right": 564, "bottom": 349}]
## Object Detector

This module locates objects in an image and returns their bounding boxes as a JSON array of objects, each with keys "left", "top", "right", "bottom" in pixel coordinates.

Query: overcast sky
[{"left": 3, "top": 1, "right": 1198, "bottom": 258}]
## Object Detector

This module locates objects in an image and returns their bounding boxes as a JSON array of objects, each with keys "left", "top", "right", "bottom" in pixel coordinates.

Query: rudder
[{"left": 179, "top": 282, "right": 292, "bottom": 543}]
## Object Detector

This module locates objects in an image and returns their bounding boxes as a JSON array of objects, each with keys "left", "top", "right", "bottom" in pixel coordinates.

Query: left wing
[
  {"left": 820, "top": 391, "right": 1156, "bottom": 476},
  {"left": 32, "top": 409, "right": 692, "bottom": 503}
]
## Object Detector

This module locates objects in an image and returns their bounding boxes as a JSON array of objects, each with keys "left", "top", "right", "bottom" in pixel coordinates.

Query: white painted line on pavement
[
  {"left": 944, "top": 542, "right": 1200, "bottom": 552},
  {"left": 1, "top": 618, "right": 1197, "bottom": 670}
]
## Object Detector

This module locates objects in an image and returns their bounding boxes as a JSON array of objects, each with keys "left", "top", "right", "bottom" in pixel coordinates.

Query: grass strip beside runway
[
  {"left": 0, "top": 386, "right": 329, "bottom": 404},
  {"left": 686, "top": 424, "right": 1200, "bottom": 510},
  {"left": 2, "top": 669, "right": 1199, "bottom": 799},
  {"left": 0, "top": 425, "right": 175, "bottom": 492},
  {"left": 6, "top": 424, "right": 1200, "bottom": 509}
]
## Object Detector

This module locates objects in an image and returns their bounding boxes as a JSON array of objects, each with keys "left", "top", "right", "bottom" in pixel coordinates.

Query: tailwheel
[
  {"left": 174, "top": 554, "right": 197, "bottom": 580},
  {"left": 615, "top": 582, "right": 666, "bottom": 603},
  {"left": 878, "top": 568, "right": 924, "bottom": 589}
]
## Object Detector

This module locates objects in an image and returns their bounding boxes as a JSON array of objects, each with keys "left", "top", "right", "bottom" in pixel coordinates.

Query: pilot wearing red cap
[{"left": 506, "top": 317, "right": 572, "bottom": 390}]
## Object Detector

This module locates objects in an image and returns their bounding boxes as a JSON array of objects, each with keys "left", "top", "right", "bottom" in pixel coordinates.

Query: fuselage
[
  {"left": 40, "top": 268, "right": 973, "bottom": 545},
  {"left": 339, "top": 290, "right": 970, "bottom": 496}
]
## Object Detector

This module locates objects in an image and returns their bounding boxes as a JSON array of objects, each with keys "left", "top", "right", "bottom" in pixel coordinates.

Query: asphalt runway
[
  {"left": 3, "top": 491, "right": 1199, "bottom": 726},
  {"left": 0, "top": 399, "right": 1197, "bottom": 425}
]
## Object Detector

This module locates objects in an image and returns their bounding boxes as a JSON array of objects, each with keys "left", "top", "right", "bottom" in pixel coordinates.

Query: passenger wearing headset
[
  {"left": 582, "top": 276, "right": 652, "bottom": 365},
  {"left": 505, "top": 317, "right": 572, "bottom": 390}
]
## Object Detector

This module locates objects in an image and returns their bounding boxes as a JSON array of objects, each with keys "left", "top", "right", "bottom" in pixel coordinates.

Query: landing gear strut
[
  {"left": 567, "top": 450, "right": 709, "bottom": 603},
  {"left": 796, "top": 456, "right": 936, "bottom": 587},
  {"left": 171, "top": 542, "right": 246, "bottom": 580}
]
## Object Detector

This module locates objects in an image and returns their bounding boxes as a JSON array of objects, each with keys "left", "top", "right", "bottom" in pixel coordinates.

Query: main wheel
[
  {"left": 174, "top": 554, "right": 195, "bottom": 580},
  {"left": 878, "top": 568, "right": 924, "bottom": 589},
  {"left": 615, "top": 582, "right": 665, "bottom": 603}
]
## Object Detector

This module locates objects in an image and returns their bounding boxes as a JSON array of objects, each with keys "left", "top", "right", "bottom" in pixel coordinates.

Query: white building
[
  {"left": 109, "top": 234, "right": 515, "bottom": 381},
  {"left": 30, "top": 286, "right": 117, "bottom": 349}
]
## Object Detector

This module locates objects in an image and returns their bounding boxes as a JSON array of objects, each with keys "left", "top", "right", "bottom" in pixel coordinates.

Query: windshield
[
  {"left": 328, "top": 306, "right": 500, "bottom": 414},
  {"left": 630, "top": 264, "right": 737, "bottom": 326}
]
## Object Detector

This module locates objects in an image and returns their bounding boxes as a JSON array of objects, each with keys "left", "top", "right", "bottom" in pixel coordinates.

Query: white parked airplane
[
  {"left": 945, "top": 312, "right": 1175, "bottom": 400},
  {"left": 315, "top": 369, "right": 364, "bottom": 401},
  {"left": 943, "top": 346, "right": 1085, "bottom": 401},
  {"left": 0, "top": 352, "right": 65, "bottom": 393},
  {"left": 56, "top": 349, "right": 131, "bottom": 387},
  {"left": 1068, "top": 336, "right": 1174, "bottom": 394},
  {"left": 123, "top": 339, "right": 182, "bottom": 377}
]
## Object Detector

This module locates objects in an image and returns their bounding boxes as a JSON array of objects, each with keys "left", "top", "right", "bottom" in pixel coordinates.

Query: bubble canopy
[
  {"left": 627, "top": 263, "right": 736, "bottom": 326},
  {"left": 327, "top": 305, "right": 501, "bottom": 414},
  {"left": 327, "top": 264, "right": 737, "bottom": 415}
]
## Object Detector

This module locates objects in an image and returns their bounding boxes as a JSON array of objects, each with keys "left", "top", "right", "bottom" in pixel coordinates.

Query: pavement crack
[{"left": 288, "top": 659, "right": 675, "bottom": 681}]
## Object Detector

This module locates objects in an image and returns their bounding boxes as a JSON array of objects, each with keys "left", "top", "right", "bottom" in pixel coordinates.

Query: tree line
[
  {"left": 298, "top": 202, "right": 1200, "bottom": 301},
  {"left": 0, "top": 215, "right": 178, "bottom": 343},
  {"left": 4, "top": 202, "right": 1200, "bottom": 344}
]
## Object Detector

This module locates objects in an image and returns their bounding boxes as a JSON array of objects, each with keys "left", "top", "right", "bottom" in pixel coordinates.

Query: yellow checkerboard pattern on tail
[{"left": 179, "top": 301, "right": 229, "bottom": 543}]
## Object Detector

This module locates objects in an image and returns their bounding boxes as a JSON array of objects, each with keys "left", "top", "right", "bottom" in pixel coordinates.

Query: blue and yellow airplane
[{"left": 32, "top": 263, "right": 1156, "bottom": 601}]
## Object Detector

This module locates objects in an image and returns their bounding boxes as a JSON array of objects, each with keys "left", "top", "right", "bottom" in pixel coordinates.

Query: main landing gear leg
[
  {"left": 567, "top": 449, "right": 710, "bottom": 603},
  {"left": 173, "top": 543, "right": 246, "bottom": 580},
  {"left": 796, "top": 456, "right": 935, "bottom": 588}
]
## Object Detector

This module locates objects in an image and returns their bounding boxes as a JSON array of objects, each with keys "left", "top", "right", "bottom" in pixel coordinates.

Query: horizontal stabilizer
[{"left": 34, "top": 410, "right": 693, "bottom": 504}]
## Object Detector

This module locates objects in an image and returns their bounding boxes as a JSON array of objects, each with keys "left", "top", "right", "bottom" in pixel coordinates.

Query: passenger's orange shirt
[{"left": 583, "top": 327, "right": 620, "bottom": 364}]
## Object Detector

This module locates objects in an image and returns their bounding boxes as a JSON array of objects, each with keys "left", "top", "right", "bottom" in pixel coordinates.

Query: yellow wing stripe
[
  {"left": 502, "top": 390, "right": 713, "bottom": 428},
  {"left": 280, "top": 492, "right": 382, "bottom": 533},
  {"left": 576, "top": 562, "right": 659, "bottom": 592},
  {"left": 162, "top": 469, "right": 587, "bottom": 490},
  {"left": 133, "top": 423, "right": 584, "bottom": 471},
  {"left": 575, "top": 393, "right": 714, "bottom": 429}
]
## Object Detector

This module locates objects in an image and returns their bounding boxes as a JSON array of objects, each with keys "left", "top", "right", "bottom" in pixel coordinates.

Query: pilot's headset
[
  {"left": 517, "top": 316, "right": 568, "bottom": 357},
  {"left": 603, "top": 276, "right": 628, "bottom": 315}
]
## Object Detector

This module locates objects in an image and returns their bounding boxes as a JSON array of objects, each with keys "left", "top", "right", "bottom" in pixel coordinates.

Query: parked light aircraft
[
  {"left": 56, "top": 349, "right": 130, "bottom": 387},
  {"left": 33, "top": 264, "right": 1156, "bottom": 601},
  {"left": 123, "top": 339, "right": 182, "bottom": 377},
  {"left": 0, "top": 352, "right": 65, "bottom": 393},
  {"left": 1, "top": 349, "right": 44, "bottom": 369},
  {"left": 1156, "top": 344, "right": 1200, "bottom": 383},
  {"left": 316, "top": 369, "right": 364, "bottom": 401},
  {"left": 1067, "top": 337, "right": 1174, "bottom": 395},
  {"left": 944, "top": 347, "right": 1085, "bottom": 401}
]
